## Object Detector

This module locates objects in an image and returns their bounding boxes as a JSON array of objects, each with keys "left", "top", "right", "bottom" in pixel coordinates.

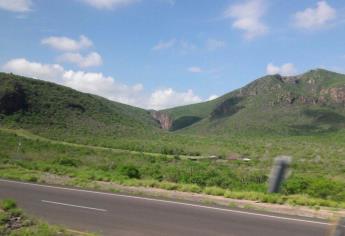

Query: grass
[
  {"left": 165, "top": 70, "right": 345, "bottom": 141},
  {"left": 1, "top": 199, "right": 17, "bottom": 211},
  {"left": 1, "top": 128, "right": 345, "bottom": 209},
  {"left": 2, "top": 71, "right": 345, "bottom": 211},
  {"left": 203, "top": 187, "right": 226, "bottom": 196}
]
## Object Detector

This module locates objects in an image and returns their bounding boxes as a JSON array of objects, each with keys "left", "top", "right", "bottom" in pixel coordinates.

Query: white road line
[
  {"left": 41, "top": 200, "right": 107, "bottom": 212},
  {"left": 0, "top": 179, "right": 331, "bottom": 226}
]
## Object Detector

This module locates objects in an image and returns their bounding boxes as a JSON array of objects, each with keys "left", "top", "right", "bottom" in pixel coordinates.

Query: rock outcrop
[
  {"left": 150, "top": 111, "right": 173, "bottom": 130},
  {"left": 321, "top": 87, "right": 345, "bottom": 105}
]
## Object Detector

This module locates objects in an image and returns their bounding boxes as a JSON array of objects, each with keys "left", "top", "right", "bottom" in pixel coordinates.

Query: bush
[
  {"left": 0, "top": 212, "right": 8, "bottom": 225},
  {"left": 9, "top": 208, "right": 23, "bottom": 217},
  {"left": 283, "top": 176, "right": 345, "bottom": 201},
  {"left": 203, "top": 186, "right": 226, "bottom": 196},
  {"left": 178, "top": 184, "right": 202, "bottom": 193},
  {"left": 158, "top": 181, "right": 178, "bottom": 190},
  {"left": 307, "top": 178, "right": 343, "bottom": 200},
  {"left": 260, "top": 194, "right": 280, "bottom": 204},
  {"left": 55, "top": 157, "right": 80, "bottom": 167},
  {"left": 120, "top": 165, "right": 141, "bottom": 179},
  {"left": 1, "top": 199, "right": 17, "bottom": 211},
  {"left": 23, "top": 175, "right": 38, "bottom": 182},
  {"left": 224, "top": 190, "right": 245, "bottom": 199}
]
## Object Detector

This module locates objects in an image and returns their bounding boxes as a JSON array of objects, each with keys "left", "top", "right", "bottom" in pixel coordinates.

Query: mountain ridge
[
  {"left": 160, "top": 69, "right": 345, "bottom": 134},
  {"left": 1, "top": 69, "right": 345, "bottom": 138}
]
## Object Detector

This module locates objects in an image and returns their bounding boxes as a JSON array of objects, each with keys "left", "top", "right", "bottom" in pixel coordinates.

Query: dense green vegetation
[
  {"left": 1, "top": 129, "right": 345, "bottom": 208},
  {"left": 166, "top": 69, "right": 345, "bottom": 135},
  {"left": 0, "top": 72, "right": 160, "bottom": 142},
  {"left": 1, "top": 70, "right": 345, "bottom": 209},
  {"left": 0, "top": 199, "right": 88, "bottom": 235}
]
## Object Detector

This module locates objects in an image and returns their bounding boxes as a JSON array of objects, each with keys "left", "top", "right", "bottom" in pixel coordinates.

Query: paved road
[{"left": 0, "top": 179, "right": 330, "bottom": 236}]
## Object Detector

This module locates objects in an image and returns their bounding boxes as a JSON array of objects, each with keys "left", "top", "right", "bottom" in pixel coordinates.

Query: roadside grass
[
  {"left": 1, "top": 129, "right": 345, "bottom": 210},
  {"left": 203, "top": 187, "right": 226, "bottom": 196}
]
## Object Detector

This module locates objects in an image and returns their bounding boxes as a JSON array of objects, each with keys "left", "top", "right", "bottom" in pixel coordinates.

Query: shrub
[
  {"left": 9, "top": 208, "right": 23, "bottom": 217},
  {"left": 55, "top": 157, "right": 80, "bottom": 167},
  {"left": 203, "top": 186, "right": 226, "bottom": 196},
  {"left": 120, "top": 165, "right": 141, "bottom": 179},
  {"left": 307, "top": 178, "right": 343, "bottom": 200},
  {"left": 178, "top": 184, "right": 202, "bottom": 193},
  {"left": 1, "top": 199, "right": 17, "bottom": 211},
  {"left": 0, "top": 212, "right": 8, "bottom": 224},
  {"left": 260, "top": 194, "right": 280, "bottom": 204},
  {"left": 224, "top": 190, "right": 246, "bottom": 200},
  {"left": 158, "top": 181, "right": 178, "bottom": 190},
  {"left": 139, "top": 179, "right": 159, "bottom": 188},
  {"left": 23, "top": 175, "right": 38, "bottom": 182}
]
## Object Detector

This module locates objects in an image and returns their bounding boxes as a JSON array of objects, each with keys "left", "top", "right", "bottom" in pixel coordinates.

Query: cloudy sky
[{"left": 0, "top": 0, "right": 345, "bottom": 109}]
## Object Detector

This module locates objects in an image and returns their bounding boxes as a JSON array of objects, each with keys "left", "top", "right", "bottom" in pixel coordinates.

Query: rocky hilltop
[
  {"left": 2, "top": 69, "right": 345, "bottom": 137},
  {"left": 164, "top": 69, "right": 345, "bottom": 134}
]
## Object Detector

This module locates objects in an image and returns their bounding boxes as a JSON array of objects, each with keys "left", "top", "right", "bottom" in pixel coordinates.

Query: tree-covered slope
[
  {"left": 165, "top": 69, "right": 345, "bottom": 135},
  {"left": 0, "top": 73, "right": 160, "bottom": 141}
]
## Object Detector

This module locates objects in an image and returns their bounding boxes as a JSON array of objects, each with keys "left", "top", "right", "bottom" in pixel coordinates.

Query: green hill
[
  {"left": 0, "top": 73, "right": 161, "bottom": 144},
  {"left": 1, "top": 69, "right": 345, "bottom": 156},
  {"left": 2, "top": 70, "right": 345, "bottom": 207},
  {"left": 3, "top": 70, "right": 345, "bottom": 208},
  {"left": 164, "top": 69, "right": 345, "bottom": 135}
]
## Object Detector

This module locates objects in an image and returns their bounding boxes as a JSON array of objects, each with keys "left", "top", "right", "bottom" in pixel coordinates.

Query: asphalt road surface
[{"left": 0, "top": 179, "right": 330, "bottom": 236}]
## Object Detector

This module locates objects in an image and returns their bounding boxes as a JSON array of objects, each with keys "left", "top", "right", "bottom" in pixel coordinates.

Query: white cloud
[
  {"left": 180, "top": 40, "right": 197, "bottom": 52},
  {"left": 148, "top": 88, "right": 202, "bottom": 110},
  {"left": 58, "top": 52, "right": 103, "bottom": 68},
  {"left": 207, "top": 95, "right": 219, "bottom": 101},
  {"left": 64, "top": 73, "right": 202, "bottom": 109},
  {"left": 2, "top": 58, "right": 64, "bottom": 83},
  {"left": 224, "top": 0, "right": 268, "bottom": 39},
  {"left": 266, "top": 63, "right": 297, "bottom": 76},
  {"left": 188, "top": 66, "right": 203, "bottom": 73},
  {"left": 293, "top": 1, "right": 336, "bottom": 30},
  {"left": 206, "top": 39, "right": 226, "bottom": 51},
  {"left": 2, "top": 58, "right": 208, "bottom": 110},
  {"left": 152, "top": 39, "right": 176, "bottom": 51},
  {"left": 41, "top": 35, "right": 93, "bottom": 52},
  {"left": 0, "top": 0, "right": 32, "bottom": 12},
  {"left": 81, "top": 0, "right": 139, "bottom": 10},
  {"left": 152, "top": 39, "right": 196, "bottom": 53},
  {"left": 62, "top": 70, "right": 144, "bottom": 105}
]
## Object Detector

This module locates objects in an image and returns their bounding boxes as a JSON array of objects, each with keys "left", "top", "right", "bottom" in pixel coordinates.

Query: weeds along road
[{"left": 0, "top": 179, "right": 329, "bottom": 236}]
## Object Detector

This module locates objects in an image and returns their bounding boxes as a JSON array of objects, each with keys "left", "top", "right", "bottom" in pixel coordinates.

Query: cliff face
[
  {"left": 321, "top": 87, "right": 345, "bottom": 105},
  {"left": 235, "top": 73, "right": 345, "bottom": 107},
  {"left": 150, "top": 111, "right": 173, "bottom": 130}
]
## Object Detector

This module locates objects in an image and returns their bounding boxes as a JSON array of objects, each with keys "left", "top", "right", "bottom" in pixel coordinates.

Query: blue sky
[{"left": 0, "top": 0, "right": 345, "bottom": 109}]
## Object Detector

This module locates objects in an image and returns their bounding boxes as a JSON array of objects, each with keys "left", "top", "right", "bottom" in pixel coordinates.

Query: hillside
[
  {"left": 2, "top": 69, "right": 345, "bottom": 155},
  {"left": 3, "top": 71, "right": 345, "bottom": 207},
  {"left": 164, "top": 69, "right": 345, "bottom": 135},
  {"left": 0, "top": 73, "right": 161, "bottom": 143}
]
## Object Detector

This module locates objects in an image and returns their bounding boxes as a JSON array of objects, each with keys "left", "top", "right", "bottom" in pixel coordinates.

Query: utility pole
[{"left": 268, "top": 156, "right": 292, "bottom": 193}]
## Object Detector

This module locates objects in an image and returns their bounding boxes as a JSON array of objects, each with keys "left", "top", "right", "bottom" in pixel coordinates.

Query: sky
[{"left": 0, "top": 0, "right": 345, "bottom": 109}]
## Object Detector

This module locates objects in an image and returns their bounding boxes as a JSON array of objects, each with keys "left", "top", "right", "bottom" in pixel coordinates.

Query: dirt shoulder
[{"left": 40, "top": 174, "right": 345, "bottom": 220}]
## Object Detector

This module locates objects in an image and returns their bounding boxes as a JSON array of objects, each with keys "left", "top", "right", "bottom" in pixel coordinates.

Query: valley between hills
[{"left": 1, "top": 69, "right": 345, "bottom": 210}]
